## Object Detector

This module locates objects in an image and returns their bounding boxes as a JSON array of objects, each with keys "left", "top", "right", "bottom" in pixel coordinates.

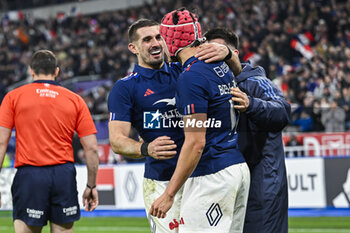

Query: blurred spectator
[
  {"left": 339, "top": 87, "right": 350, "bottom": 130},
  {"left": 310, "top": 100, "right": 325, "bottom": 131},
  {"left": 292, "top": 110, "right": 313, "bottom": 132},
  {"left": 286, "top": 134, "right": 304, "bottom": 157},
  {"left": 322, "top": 100, "right": 346, "bottom": 132}
]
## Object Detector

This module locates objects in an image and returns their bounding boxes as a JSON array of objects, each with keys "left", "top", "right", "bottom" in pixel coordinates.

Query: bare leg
[
  {"left": 50, "top": 222, "right": 74, "bottom": 233},
  {"left": 14, "top": 219, "right": 42, "bottom": 233}
]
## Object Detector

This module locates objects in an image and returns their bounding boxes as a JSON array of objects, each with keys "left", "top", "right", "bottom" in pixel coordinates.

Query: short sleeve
[
  {"left": 76, "top": 96, "right": 97, "bottom": 138},
  {"left": 0, "top": 93, "right": 15, "bottom": 129},
  {"left": 108, "top": 80, "right": 133, "bottom": 122},
  {"left": 176, "top": 71, "right": 210, "bottom": 115}
]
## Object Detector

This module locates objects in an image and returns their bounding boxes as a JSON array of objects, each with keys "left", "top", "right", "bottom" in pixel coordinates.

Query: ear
[
  {"left": 29, "top": 68, "right": 35, "bottom": 79},
  {"left": 233, "top": 49, "right": 239, "bottom": 56},
  {"left": 55, "top": 67, "right": 59, "bottom": 77},
  {"left": 128, "top": 43, "right": 138, "bottom": 55}
]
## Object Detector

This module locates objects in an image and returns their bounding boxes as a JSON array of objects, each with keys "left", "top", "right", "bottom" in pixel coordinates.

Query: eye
[
  {"left": 143, "top": 36, "right": 152, "bottom": 42},
  {"left": 156, "top": 35, "right": 162, "bottom": 40}
]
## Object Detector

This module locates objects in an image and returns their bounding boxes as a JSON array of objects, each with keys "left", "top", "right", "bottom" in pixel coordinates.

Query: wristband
[
  {"left": 86, "top": 184, "right": 96, "bottom": 189},
  {"left": 224, "top": 46, "right": 232, "bottom": 60},
  {"left": 141, "top": 142, "right": 149, "bottom": 156}
]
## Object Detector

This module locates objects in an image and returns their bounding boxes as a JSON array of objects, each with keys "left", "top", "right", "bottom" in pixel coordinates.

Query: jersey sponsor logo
[
  {"left": 27, "top": 208, "right": 44, "bottom": 219},
  {"left": 169, "top": 217, "right": 185, "bottom": 230},
  {"left": 206, "top": 203, "right": 223, "bottom": 226},
  {"left": 36, "top": 88, "right": 59, "bottom": 98},
  {"left": 63, "top": 205, "right": 78, "bottom": 216},
  {"left": 143, "top": 110, "right": 162, "bottom": 129},
  {"left": 144, "top": 88, "right": 155, "bottom": 96}
]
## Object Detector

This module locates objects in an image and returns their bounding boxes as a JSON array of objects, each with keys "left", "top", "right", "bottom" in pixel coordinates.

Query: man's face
[{"left": 129, "top": 25, "right": 165, "bottom": 69}]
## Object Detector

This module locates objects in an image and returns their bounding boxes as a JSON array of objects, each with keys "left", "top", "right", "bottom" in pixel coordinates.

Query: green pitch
[{"left": 1, "top": 212, "right": 350, "bottom": 233}]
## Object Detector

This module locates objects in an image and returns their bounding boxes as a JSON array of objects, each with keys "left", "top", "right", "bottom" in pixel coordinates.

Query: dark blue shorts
[{"left": 11, "top": 162, "right": 80, "bottom": 226}]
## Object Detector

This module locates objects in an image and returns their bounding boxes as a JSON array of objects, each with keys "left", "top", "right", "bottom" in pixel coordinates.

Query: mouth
[{"left": 149, "top": 48, "right": 162, "bottom": 58}]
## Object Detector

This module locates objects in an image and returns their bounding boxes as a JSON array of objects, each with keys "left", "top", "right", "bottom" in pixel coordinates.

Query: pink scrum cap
[{"left": 160, "top": 8, "right": 204, "bottom": 58}]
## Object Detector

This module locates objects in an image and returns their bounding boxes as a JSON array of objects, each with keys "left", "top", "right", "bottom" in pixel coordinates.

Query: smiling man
[{"left": 108, "top": 18, "right": 240, "bottom": 233}]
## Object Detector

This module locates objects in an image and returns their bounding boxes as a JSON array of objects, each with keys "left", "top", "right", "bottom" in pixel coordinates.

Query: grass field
[{"left": 1, "top": 212, "right": 350, "bottom": 233}]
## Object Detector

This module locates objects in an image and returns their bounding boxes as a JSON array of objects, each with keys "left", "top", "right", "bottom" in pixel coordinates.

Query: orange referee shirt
[{"left": 0, "top": 80, "right": 97, "bottom": 167}]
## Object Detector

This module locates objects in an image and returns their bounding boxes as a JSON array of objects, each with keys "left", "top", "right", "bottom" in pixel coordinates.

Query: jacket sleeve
[{"left": 241, "top": 76, "right": 291, "bottom": 132}]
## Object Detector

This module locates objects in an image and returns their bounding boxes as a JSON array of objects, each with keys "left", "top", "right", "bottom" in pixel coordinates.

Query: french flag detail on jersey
[
  {"left": 184, "top": 104, "right": 195, "bottom": 115},
  {"left": 109, "top": 112, "right": 116, "bottom": 121}
]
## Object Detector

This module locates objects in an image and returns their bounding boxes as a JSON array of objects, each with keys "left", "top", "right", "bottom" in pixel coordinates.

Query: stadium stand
[{"left": 1, "top": 0, "right": 350, "bottom": 163}]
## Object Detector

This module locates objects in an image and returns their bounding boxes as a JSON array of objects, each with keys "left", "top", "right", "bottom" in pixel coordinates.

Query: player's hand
[
  {"left": 149, "top": 193, "right": 174, "bottom": 218},
  {"left": 195, "top": 42, "right": 229, "bottom": 63},
  {"left": 83, "top": 186, "right": 99, "bottom": 212},
  {"left": 231, "top": 87, "right": 250, "bottom": 112},
  {"left": 148, "top": 136, "right": 177, "bottom": 160}
]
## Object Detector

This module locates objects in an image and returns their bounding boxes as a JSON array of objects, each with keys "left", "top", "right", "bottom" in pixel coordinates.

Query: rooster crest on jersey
[{"left": 160, "top": 8, "right": 204, "bottom": 58}]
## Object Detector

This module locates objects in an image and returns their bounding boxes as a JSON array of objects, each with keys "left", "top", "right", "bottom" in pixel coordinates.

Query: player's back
[
  {"left": 176, "top": 57, "right": 245, "bottom": 177},
  {"left": 0, "top": 80, "right": 96, "bottom": 167}
]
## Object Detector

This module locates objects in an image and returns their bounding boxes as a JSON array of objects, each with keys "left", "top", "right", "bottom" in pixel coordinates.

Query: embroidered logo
[{"left": 206, "top": 203, "right": 223, "bottom": 226}]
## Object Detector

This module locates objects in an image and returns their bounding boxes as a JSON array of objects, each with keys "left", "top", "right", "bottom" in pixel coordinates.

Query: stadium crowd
[{"left": 1, "top": 0, "right": 350, "bottom": 133}]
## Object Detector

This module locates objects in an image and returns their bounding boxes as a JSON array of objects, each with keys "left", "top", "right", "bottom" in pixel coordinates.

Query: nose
[{"left": 151, "top": 37, "right": 162, "bottom": 47}]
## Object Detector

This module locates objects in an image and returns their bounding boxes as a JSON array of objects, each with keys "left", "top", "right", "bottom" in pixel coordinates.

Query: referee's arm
[
  {"left": 0, "top": 126, "right": 12, "bottom": 208},
  {"left": 80, "top": 134, "right": 99, "bottom": 211}
]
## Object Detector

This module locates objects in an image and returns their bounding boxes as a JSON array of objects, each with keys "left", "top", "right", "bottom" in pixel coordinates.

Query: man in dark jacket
[{"left": 203, "top": 28, "right": 291, "bottom": 233}]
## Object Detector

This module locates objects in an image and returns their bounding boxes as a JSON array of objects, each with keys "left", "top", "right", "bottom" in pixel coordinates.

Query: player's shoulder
[
  {"left": 109, "top": 73, "right": 139, "bottom": 99},
  {"left": 112, "top": 72, "right": 139, "bottom": 91},
  {"left": 119, "top": 71, "right": 140, "bottom": 82}
]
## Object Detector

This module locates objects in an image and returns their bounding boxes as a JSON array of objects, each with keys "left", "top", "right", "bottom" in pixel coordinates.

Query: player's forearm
[
  {"left": 110, "top": 135, "right": 144, "bottom": 159},
  {"left": 165, "top": 137, "right": 204, "bottom": 197}
]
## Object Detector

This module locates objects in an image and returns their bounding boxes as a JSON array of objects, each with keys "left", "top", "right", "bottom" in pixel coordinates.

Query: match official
[{"left": 0, "top": 50, "right": 99, "bottom": 233}]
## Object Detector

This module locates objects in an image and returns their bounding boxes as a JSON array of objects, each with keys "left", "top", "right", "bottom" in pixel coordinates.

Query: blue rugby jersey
[
  {"left": 176, "top": 57, "right": 245, "bottom": 177},
  {"left": 108, "top": 62, "right": 184, "bottom": 181}
]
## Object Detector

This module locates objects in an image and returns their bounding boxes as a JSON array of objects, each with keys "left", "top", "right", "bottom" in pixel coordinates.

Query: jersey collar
[
  {"left": 183, "top": 56, "right": 198, "bottom": 71},
  {"left": 134, "top": 63, "right": 170, "bottom": 79},
  {"left": 33, "top": 80, "right": 60, "bottom": 86}
]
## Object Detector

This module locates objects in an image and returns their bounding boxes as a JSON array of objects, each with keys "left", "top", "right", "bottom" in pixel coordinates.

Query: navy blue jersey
[
  {"left": 176, "top": 57, "right": 245, "bottom": 177},
  {"left": 108, "top": 62, "right": 184, "bottom": 181}
]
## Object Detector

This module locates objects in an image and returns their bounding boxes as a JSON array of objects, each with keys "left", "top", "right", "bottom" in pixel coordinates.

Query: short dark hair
[
  {"left": 128, "top": 19, "right": 159, "bottom": 42},
  {"left": 204, "top": 28, "right": 239, "bottom": 49},
  {"left": 30, "top": 50, "right": 58, "bottom": 75}
]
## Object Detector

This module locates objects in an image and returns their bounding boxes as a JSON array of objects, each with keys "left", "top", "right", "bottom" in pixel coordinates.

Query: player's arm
[
  {"left": 80, "top": 134, "right": 99, "bottom": 211},
  {"left": 195, "top": 42, "right": 242, "bottom": 76},
  {"left": 0, "top": 126, "right": 11, "bottom": 208},
  {"left": 232, "top": 75, "right": 291, "bottom": 132},
  {"left": 109, "top": 120, "right": 177, "bottom": 159},
  {"left": 108, "top": 80, "right": 176, "bottom": 160},
  {"left": 150, "top": 113, "right": 206, "bottom": 218},
  {"left": 109, "top": 120, "right": 143, "bottom": 158}
]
